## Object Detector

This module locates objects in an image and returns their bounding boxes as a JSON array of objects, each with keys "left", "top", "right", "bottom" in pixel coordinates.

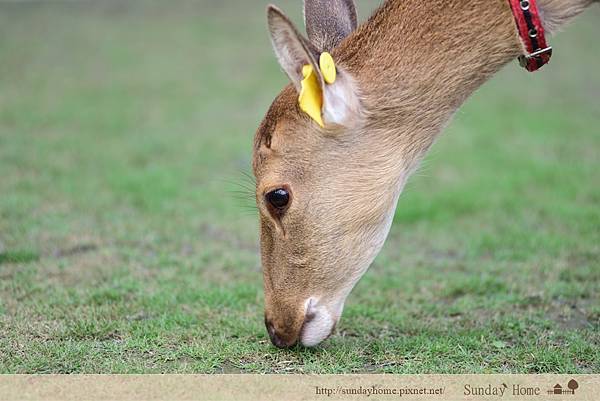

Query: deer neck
[{"left": 335, "top": 0, "right": 523, "bottom": 172}]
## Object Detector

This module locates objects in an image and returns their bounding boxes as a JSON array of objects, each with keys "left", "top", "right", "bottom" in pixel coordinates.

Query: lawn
[{"left": 0, "top": 1, "right": 598, "bottom": 374}]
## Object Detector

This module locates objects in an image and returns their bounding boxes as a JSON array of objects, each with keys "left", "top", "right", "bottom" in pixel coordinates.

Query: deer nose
[{"left": 265, "top": 319, "right": 298, "bottom": 349}]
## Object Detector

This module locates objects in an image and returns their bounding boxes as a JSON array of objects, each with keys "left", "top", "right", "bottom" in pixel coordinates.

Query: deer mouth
[{"left": 298, "top": 298, "right": 338, "bottom": 347}]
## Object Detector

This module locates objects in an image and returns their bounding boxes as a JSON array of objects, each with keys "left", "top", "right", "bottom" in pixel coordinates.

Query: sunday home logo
[{"left": 464, "top": 379, "right": 580, "bottom": 397}]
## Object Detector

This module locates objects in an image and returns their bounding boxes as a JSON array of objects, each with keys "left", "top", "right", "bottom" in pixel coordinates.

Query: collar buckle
[
  {"left": 508, "top": 0, "right": 552, "bottom": 72},
  {"left": 518, "top": 46, "right": 553, "bottom": 69}
]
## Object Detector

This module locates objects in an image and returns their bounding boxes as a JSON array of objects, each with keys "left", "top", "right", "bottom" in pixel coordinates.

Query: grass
[{"left": 0, "top": 0, "right": 598, "bottom": 374}]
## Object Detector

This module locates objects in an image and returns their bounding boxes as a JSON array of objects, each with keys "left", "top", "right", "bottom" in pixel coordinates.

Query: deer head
[
  {"left": 253, "top": 0, "right": 595, "bottom": 348},
  {"left": 253, "top": 0, "right": 396, "bottom": 348}
]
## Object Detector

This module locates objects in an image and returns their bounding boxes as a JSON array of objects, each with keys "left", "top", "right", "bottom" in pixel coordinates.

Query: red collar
[{"left": 507, "top": 0, "right": 553, "bottom": 72}]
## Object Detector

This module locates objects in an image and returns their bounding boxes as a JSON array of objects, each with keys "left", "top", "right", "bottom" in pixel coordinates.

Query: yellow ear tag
[
  {"left": 319, "top": 52, "right": 336, "bottom": 84},
  {"left": 298, "top": 64, "right": 324, "bottom": 127},
  {"left": 298, "top": 53, "right": 336, "bottom": 128}
]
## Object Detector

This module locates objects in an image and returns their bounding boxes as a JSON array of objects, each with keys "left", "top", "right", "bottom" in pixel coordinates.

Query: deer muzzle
[{"left": 264, "top": 297, "right": 341, "bottom": 348}]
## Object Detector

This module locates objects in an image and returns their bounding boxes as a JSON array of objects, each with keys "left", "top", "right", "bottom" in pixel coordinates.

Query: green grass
[{"left": 0, "top": 1, "right": 598, "bottom": 373}]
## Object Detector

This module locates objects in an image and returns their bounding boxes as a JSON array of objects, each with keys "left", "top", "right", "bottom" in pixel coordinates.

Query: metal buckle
[{"left": 518, "top": 46, "right": 553, "bottom": 68}]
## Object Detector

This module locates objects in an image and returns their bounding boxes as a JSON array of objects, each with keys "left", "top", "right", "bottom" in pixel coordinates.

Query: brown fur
[
  {"left": 254, "top": 0, "right": 596, "bottom": 347},
  {"left": 304, "top": 0, "right": 358, "bottom": 52}
]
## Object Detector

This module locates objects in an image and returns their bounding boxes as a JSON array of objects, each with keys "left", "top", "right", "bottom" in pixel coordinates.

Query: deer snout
[
  {"left": 265, "top": 318, "right": 298, "bottom": 349},
  {"left": 264, "top": 301, "right": 307, "bottom": 349},
  {"left": 264, "top": 298, "right": 340, "bottom": 348}
]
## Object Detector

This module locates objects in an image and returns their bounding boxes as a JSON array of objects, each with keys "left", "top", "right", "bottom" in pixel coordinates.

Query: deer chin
[{"left": 300, "top": 297, "right": 345, "bottom": 347}]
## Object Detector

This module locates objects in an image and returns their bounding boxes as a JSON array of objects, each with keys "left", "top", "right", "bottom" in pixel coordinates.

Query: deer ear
[
  {"left": 267, "top": 5, "right": 322, "bottom": 92},
  {"left": 267, "top": 5, "right": 362, "bottom": 128},
  {"left": 304, "top": 0, "right": 357, "bottom": 52}
]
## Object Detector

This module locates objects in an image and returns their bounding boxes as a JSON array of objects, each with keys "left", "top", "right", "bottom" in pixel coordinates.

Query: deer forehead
[{"left": 254, "top": 96, "right": 345, "bottom": 189}]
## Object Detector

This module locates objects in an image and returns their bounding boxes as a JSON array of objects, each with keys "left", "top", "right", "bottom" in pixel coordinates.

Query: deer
[{"left": 252, "top": 0, "right": 597, "bottom": 348}]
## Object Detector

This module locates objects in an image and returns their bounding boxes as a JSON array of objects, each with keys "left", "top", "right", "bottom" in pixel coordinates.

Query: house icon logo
[{"left": 547, "top": 380, "right": 579, "bottom": 395}]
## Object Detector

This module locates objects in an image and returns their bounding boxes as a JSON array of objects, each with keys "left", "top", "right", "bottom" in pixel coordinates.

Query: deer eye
[{"left": 266, "top": 188, "right": 290, "bottom": 210}]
